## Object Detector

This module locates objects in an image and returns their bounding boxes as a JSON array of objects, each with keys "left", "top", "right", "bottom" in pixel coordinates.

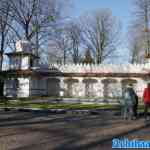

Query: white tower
[
  {"left": 6, "top": 40, "right": 39, "bottom": 70},
  {"left": 4, "top": 40, "right": 39, "bottom": 97}
]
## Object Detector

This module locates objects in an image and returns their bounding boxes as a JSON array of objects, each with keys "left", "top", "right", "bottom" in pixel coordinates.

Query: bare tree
[
  {"left": 47, "top": 20, "right": 83, "bottom": 64},
  {"left": 129, "top": 34, "right": 145, "bottom": 63},
  {"left": 0, "top": 0, "right": 12, "bottom": 70},
  {"left": 128, "top": 22, "right": 146, "bottom": 63},
  {"left": 66, "top": 21, "right": 83, "bottom": 64},
  {"left": 48, "top": 27, "right": 71, "bottom": 64},
  {"left": 80, "top": 9, "right": 121, "bottom": 64},
  {"left": 3, "top": 0, "right": 71, "bottom": 56},
  {"left": 135, "top": 0, "right": 150, "bottom": 54},
  {"left": 129, "top": 0, "right": 150, "bottom": 63}
]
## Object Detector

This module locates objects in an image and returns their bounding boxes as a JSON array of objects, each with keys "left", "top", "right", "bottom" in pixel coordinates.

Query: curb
[
  {"left": 16, "top": 107, "right": 67, "bottom": 114},
  {"left": 18, "top": 108, "right": 101, "bottom": 115},
  {"left": 0, "top": 107, "right": 103, "bottom": 114}
]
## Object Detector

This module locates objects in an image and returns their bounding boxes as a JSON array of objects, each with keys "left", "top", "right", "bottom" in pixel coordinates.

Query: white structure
[{"left": 2, "top": 40, "right": 150, "bottom": 103}]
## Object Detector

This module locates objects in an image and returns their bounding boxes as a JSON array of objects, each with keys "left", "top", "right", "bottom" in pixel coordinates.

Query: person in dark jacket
[{"left": 122, "top": 84, "right": 136, "bottom": 120}]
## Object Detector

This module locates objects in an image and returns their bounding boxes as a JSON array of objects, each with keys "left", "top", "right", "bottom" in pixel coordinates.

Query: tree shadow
[
  {"left": 0, "top": 110, "right": 136, "bottom": 150},
  {"left": 0, "top": 111, "right": 50, "bottom": 122}
]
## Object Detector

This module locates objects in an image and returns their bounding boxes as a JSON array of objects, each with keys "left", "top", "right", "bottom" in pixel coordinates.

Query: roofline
[
  {"left": 5, "top": 52, "right": 39, "bottom": 58},
  {"left": 2, "top": 70, "right": 150, "bottom": 78}
]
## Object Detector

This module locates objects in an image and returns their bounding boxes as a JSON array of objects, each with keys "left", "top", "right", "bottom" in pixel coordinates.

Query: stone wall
[
  {"left": 46, "top": 76, "right": 146, "bottom": 100},
  {"left": 46, "top": 63, "right": 149, "bottom": 100},
  {"left": 4, "top": 63, "right": 150, "bottom": 103}
]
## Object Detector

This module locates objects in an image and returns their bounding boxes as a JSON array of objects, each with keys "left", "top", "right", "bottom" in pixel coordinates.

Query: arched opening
[
  {"left": 101, "top": 78, "right": 119, "bottom": 98},
  {"left": 64, "top": 78, "right": 79, "bottom": 97},
  {"left": 83, "top": 79, "right": 98, "bottom": 97},
  {"left": 47, "top": 78, "right": 60, "bottom": 96}
]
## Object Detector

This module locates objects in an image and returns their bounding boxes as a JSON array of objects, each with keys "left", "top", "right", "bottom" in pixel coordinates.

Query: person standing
[
  {"left": 143, "top": 83, "right": 150, "bottom": 120},
  {"left": 122, "top": 84, "right": 136, "bottom": 120},
  {"left": 133, "top": 92, "right": 138, "bottom": 118}
]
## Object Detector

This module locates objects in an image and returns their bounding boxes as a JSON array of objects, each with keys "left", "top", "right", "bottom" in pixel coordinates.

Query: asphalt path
[{"left": 0, "top": 110, "right": 149, "bottom": 150}]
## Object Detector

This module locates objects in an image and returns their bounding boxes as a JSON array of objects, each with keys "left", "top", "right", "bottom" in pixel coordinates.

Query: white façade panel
[
  {"left": 21, "top": 56, "right": 29, "bottom": 70},
  {"left": 18, "top": 78, "right": 30, "bottom": 97}
]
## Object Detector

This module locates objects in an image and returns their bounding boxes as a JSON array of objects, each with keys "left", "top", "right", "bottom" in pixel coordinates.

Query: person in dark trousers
[
  {"left": 143, "top": 83, "right": 150, "bottom": 120},
  {"left": 125, "top": 84, "right": 138, "bottom": 119},
  {"left": 132, "top": 89, "right": 138, "bottom": 118},
  {"left": 122, "top": 84, "right": 136, "bottom": 120}
]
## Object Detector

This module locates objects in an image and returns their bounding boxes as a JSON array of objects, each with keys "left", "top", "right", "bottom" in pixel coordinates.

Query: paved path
[
  {"left": 0, "top": 110, "right": 149, "bottom": 150},
  {"left": 96, "top": 123, "right": 150, "bottom": 150}
]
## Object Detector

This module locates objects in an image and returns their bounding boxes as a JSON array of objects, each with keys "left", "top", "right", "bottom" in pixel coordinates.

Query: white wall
[
  {"left": 4, "top": 62, "right": 150, "bottom": 101},
  {"left": 59, "top": 77, "right": 146, "bottom": 100},
  {"left": 21, "top": 56, "right": 29, "bottom": 70},
  {"left": 3, "top": 75, "right": 148, "bottom": 101},
  {"left": 17, "top": 78, "right": 30, "bottom": 97}
]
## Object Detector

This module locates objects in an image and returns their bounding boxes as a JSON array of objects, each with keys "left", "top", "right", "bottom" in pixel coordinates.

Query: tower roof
[
  {"left": 5, "top": 51, "right": 39, "bottom": 58},
  {"left": 16, "top": 40, "right": 32, "bottom": 53}
]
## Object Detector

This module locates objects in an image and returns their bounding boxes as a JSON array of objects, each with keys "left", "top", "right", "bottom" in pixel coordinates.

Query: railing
[
  {"left": 48, "top": 63, "right": 149, "bottom": 74},
  {"left": 3, "top": 62, "right": 150, "bottom": 74}
]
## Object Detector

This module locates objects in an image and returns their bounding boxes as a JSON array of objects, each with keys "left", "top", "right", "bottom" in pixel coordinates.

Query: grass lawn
[
  {"left": 0, "top": 99, "right": 146, "bottom": 111},
  {"left": 29, "top": 103, "right": 120, "bottom": 110},
  {"left": 0, "top": 102, "right": 119, "bottom": 110}
]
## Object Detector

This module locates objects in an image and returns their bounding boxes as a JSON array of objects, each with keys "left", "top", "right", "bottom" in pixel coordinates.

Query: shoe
[{"left": 123, "top": 117, "right": 128, "bottom": 120}]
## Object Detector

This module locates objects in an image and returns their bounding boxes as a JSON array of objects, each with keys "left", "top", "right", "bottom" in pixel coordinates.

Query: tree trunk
[
  {"left": 63, "top": 50, "right": 66, "bottom": 65},
  {"left": 25, "top": 23, "right": 30, "bottom": 41},
  {"left": 35, "top": 31, "right": 39, "bottom": 56},
  {"left": 96, "top": 47, "right": 102, "bottom": 64},
  {"left": 0, "top": 32, "right": 5, "bottom": 71}
]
